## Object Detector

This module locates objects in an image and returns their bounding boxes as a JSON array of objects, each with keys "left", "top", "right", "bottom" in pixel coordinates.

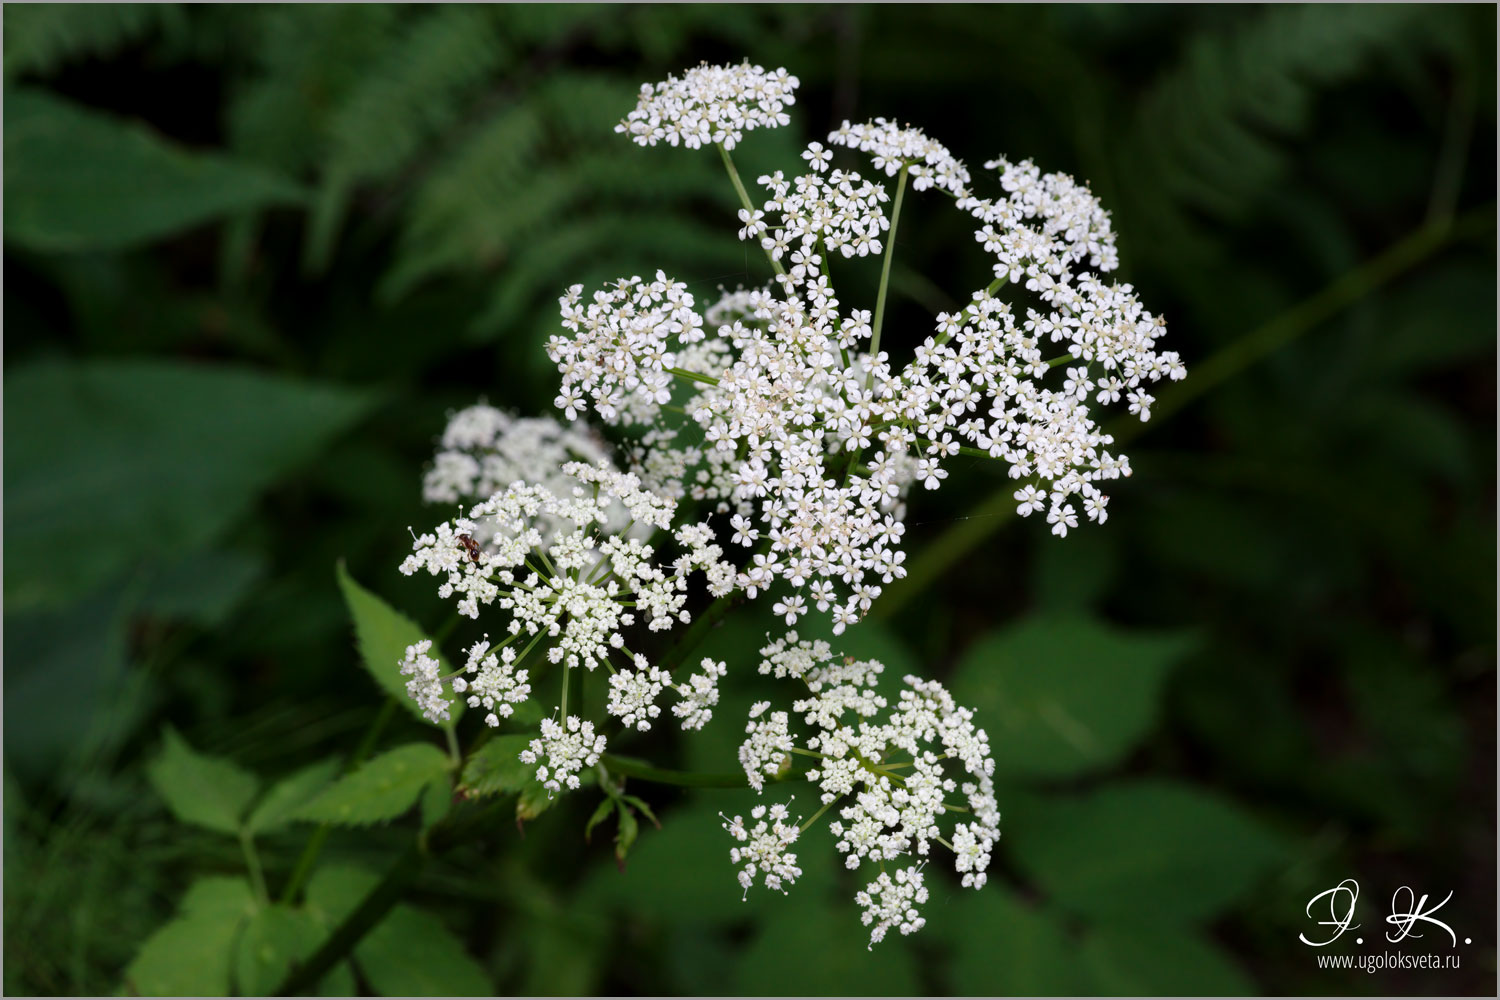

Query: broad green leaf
[
  {"left": 1079, "top": 924, "right": 1257, "bottom": 995},
  {"left": 420, "top": 773, "right": 454, "bottom": 830},
  {"left": 4, "top": 89, "right": 305, "bottom": 251},
  {"left": 123, "top": 877, "right": 255, "bottom": 996},
  {"left": 305, "top": 865, "right": 381, "bottom": 926},
  {"left": 4, "top": 360, "right": 373, "bottom": 610},
  {"left": 941, "top": 887, "right": 1084, "bottom": 995},
  {"left": 233, "top": 904, "right": 319, "bottom": 997},
  {"left": 1008, "top": 780, "right": 1285, "bottom": 924},
  {"left": 145, "top": 727, "right": 259, "bottom": 835},
  {"left": 951, "top": 613, "right": 1198, "bottom": 779},
  {"left": 731, "top": 900, "right": 921, "bottom": 996},
  {"left": 291, "top": 743, "right": 450, "bottom": 826},
  {"left": 245, "top": 758, "right": 340, "bottom": 835},
  {"left": 335, "top": 561, "right": 462, "bottom": 725},
  {"left": 458, "top": 734, "right": 533, "bottom": 798},
  {"left": 354, "top": 905, "right": 492, "bottom": 996}
]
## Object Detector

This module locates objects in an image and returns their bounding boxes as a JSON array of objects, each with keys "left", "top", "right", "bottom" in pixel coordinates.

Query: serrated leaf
[
  {"left": 1008, "top": 779, "right": 1285, "bottom": 923},
  {"left": 354, "top": 905, "right": 492, "bottom": 996},
  {"left": 951, "top": 613, "right": 1199, "bottom": 780},
  {"left": 4, "top": 359, "right": 373, "bottom": 611},
  {"left": 335, "top": 560, "right": 462, "bottom": 726},
  {"left": 145, "top": 727, "right": 259, "bottom": 835},
  {"left": 245, "top": 758, "right": 340, "bottom": 835},
  {"left": 292, "top": 743, "right": 450, "bottom": 827},
  {"left": 4, "top": 89, "right": 306, "bottom": 251},
  {"left": 457, "top": 734, "right": 533, "bottom": 798},
  {"left": 123, "top": 877, "right": 255, "bottom": 996}
]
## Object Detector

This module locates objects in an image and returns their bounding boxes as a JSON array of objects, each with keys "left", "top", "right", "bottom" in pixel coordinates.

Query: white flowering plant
[{"left": 136, "top": 59, "right": 1185, "bottom": 988}]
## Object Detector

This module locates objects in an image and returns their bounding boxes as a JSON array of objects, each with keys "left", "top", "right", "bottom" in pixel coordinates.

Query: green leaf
[
  {"left": 4, "top": 89, "right": 306, "bottom": 252},
  {"left": 951, "top": 613, "right": 1198, "bottom": 780},
  {"left": 1008, "top": 780, "right": 1285, "bottom": 924},
  {"left": 335, "top": 560, "right": 462, "bottom": 725},
  {"left": 4, "top": 359, "right": 373, "bottom": 611},
  {"left": 731, "top": 899, "right": 921, "bottom": 996},
  {"left": 145, "top": 727, "right": 259, "bottom": 835},
  {"left": 614, "top": 800, "right": 640, "bottom": 864},
  {"left": 355, "top": 905, "right": 492, "bottom": 996},
  {"left": 516, "top": 780, "right": 556, "bottom": 823},
  {"left": 305, "top": 865, "right": 381, "bottom": 926},
  {"left": 420, "top": 773, "right": 454, "bottom": 831},
  {"left": 1078, "top": 924, "right": 1257, "bottom": 995},
  {"left": 123, "top": 877, "right": 255, "bottom": 996},
  {"left": 245, "top": 758, "right": 340, "bottom": 835},
  {"left": 941, "top": 887, "right": 1084, "bottom": 996},
  {"left": 291, "top": 743, "right": 450, "bottom": 827},
  {"left": 584, "top": 797, "right": 616, "bottom": 842},
  {"left": 233, "top": 904, "right": 320, "bottom": 997},
  {"left": 457, "top": 734, "right": 533, "bottom": 798}
]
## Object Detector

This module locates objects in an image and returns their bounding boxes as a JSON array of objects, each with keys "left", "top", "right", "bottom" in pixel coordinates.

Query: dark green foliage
[{"left": 4, "top": 4, "right": 1494, "bottom": 996}]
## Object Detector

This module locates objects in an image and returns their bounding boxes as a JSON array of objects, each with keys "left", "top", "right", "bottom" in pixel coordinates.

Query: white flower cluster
[
  {"left": 452, "top": 636, "right": 531, "bottom": 727},
  {"left": 552, "top": 97, "right": 1185, "bottom": 637},
  {"left": 398, "top": 640, "right": 451, "bottom": 723},
  {"left": 398, "top": 461, "right": 734, "bottom": 735},
  {"left": 855, "top": 865, "right": 929, "bottom": 948},
  {"left": 616, "top": 61, "right": 798, "bottom": 151},
  {"left": 422, "top": 405, "right": 612, "bottom": 505},
  {"left": 827, "top": 118, "right": 972, "bottom": 197},
  {"left": 520, "top": 715, "right": 606, "bottom": 793},
  {"left": 672, "top": 657, "right": 727, "bottom": 731},
  {"left": 730, "top": 633, "right": 1000, "bottom": 947},
  {"left": 721, "top": 800, "right": 803, "bottom": 897}
]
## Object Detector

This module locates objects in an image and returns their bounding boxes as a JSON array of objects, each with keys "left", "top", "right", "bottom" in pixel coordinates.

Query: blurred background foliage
[{"left": 3, "top": 3, "right": 1495, "bottom": 996}]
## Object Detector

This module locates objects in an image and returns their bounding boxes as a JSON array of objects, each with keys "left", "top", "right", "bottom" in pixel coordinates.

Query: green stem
[
  {"left": 240, "top": 830, "right": 269, "bottom": 906},
  {"left": 718, "top": 142, "right": 786, "bottom": 279},
  {"left": 868, "top": 164, "right": 909, "bottom": 382},
  {"left": 873, "top": 207, "right": 1493, "bottom": 620},
  {"left": 274, "top": 800, "right": 509, "bottom": 995},
  {"left": 666, "top": 366, "right": 719, "bottom": 386},
  {"left": 656, "top": 592, "right": 738, "bottom": 674},
  {"left": 279, "top": 697, "right": 398, "bottom": 904},
  {"left": 444, "top": 724, "right": 460, "bottom": 766},
  {"left": 800, "top": 797, "right": 837, "bottom": 833}
]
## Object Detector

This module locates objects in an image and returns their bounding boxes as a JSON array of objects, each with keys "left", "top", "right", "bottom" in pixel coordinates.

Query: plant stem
[
  {"left": 717, "top": 142, "right": 786, "bottom": 279},
  {"left": 656, "top": 591, "right": 738, "bottom": 674},
  {"left": 868, "top": 164, "right": 908, "bottom": 381},
  {"left": 240, "top": 830, "right": 269, "bottom": 906},
  {"left": 274, "top": 800, "right": 509, "bottom": 995},
  {"left": 800, "top": 797, "right": 837, "bottom": 833},
  {"left": 873, "top": 207, "right": 1493, "bottom": 620},
  {"left": 279, "top": 697, "right": 398, "bottom": 904}
]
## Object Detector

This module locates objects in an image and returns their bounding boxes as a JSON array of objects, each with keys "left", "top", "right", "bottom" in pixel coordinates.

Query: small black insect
[{"left": 456, "top": 533, "right": 482, "bottom": 564}]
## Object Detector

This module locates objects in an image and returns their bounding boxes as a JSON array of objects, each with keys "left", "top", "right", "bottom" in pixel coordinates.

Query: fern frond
[{"left": 2, "top": 3, "right": 182, "bottom": 81}]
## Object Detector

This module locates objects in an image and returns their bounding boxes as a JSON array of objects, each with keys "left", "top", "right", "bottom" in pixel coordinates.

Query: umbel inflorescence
[{"left": 395, "top": 59, "right": 1183, "bottom": 947}]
